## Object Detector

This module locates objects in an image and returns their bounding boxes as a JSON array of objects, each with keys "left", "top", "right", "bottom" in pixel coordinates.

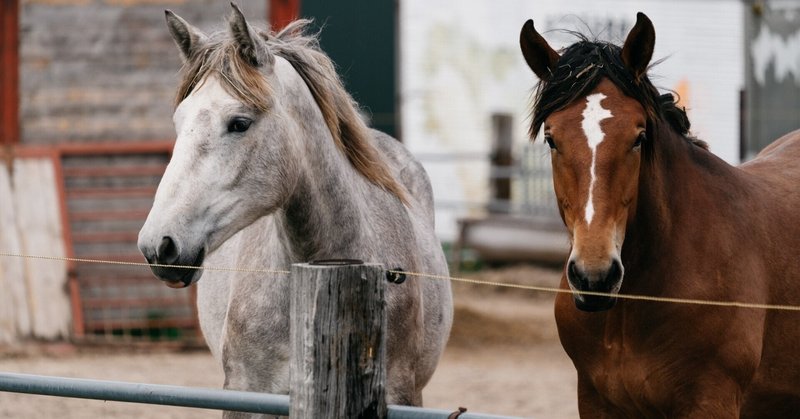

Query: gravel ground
[{"left": 0, "top": 265, "right": 578, "bottom": 419}]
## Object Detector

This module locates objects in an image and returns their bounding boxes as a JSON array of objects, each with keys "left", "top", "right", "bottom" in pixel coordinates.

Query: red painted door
[{"left": 0, "top": 0, "right": 19, "bottom": 145}]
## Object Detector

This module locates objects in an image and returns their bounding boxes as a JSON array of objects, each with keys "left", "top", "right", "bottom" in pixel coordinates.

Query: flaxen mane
[
  {"left": 175, "top": 19, "right": 408, "bottom": 203},
  {"left": 530, "top": 36, "right": 707, "bottom": 149}
]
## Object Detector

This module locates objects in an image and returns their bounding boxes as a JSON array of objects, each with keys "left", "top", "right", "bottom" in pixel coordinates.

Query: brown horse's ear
[
  {"left": 165, "top": 10, "right": 208, "bottom": 63},
  {"left": 621, "top": 12, "right": 655, "bottom": 81},
  {"left": 520, "top": 19, "right": 560, "bottom": 81},
  {"left": 229, "top": 2, "right": 274, "bottom": 68}
]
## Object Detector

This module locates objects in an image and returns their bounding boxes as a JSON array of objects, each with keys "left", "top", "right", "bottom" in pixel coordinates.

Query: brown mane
[{"left": 175, "top": 19, "right": 408, "bottom": 203}]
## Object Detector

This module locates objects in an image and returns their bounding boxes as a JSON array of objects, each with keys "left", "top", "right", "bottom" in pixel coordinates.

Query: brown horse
[{"left": 520, "top": 12, "right": 800, "bottom": 418}]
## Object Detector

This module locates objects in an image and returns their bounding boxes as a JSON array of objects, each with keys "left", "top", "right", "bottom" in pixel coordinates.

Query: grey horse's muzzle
[{"left": 139, "top": 236, "right": 206, "bottom": 288}]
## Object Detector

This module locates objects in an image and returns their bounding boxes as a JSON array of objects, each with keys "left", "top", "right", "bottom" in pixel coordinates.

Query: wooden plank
[
  {"left": 12, "top": 158, "right": 71, "bottom": 339},
  {"left": 0, "top": 0, "right": 19, "bottom": 145},
  {"left": 83, "top": 317, "right": 198, "bottom": 332},
  {"left": 72, "top": 254, "right": 146, "bottom": 264},
  {"left": 69, "top": 209, "right": 150, "bottom": 221},
  {"left": 80, "top": 296, "right": 190, "bottom": 309},
  {"left": 73, "top": 263, "right": 151, "bottom": 277},
  {"left": 67, "top": 186, "right": 157, "bottom": 199},
  {"left": 76, "top": 275, "right": 156, "bottom": 285},
  {"left": 62, "top": 165, "right": 167, "bottom": 177},
  {"left": 2, "top": 141, "right": 173, "bottom": 158},
  {"left": 72, "top": 230, "right": 140, "bottom": 244},
  {"left": 51, "top": 151, "right": 75, "bottom": 269},
  {"left": 57, "top": 141, "right": 174, "bottom": 156},
  {"left": 0, "top": 161, "right": 29, "bottom": 343},
  {"left": 52, "top": 150, "right": 85, "bottom": 337},
  {"left": 290, "top": 262, "right": 387, "bottom": 419}
]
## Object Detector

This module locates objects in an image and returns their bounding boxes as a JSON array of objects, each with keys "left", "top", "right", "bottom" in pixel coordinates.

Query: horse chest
[
  {"left": 589, "top": 346, "right": 653, "bottom": 409},
  {"left": 557, "top": 298, "right": 672, "bottom": 412}
]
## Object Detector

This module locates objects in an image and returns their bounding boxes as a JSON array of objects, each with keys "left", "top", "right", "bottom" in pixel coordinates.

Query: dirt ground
[{"left": 0, "top": 265, "right": 578, "bottom": 419}]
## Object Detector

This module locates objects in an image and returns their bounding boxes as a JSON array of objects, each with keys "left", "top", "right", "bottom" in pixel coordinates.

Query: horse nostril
[
  {"left": 606, "top": 259, "right": 623, "bottom": 284},
  {"left": 567, "top": 260, "right": 582, "bottom": 283},
  {"left": 156, "top": 236, "right": 180, "bottom": 265}
]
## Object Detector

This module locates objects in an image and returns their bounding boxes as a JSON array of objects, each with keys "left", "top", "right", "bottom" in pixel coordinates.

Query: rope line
[
  {"left": 0, "top": 252, "right": 290, "bottom": 275},
  {"left": 391, "top": 270, "right": 800, "bottom": 311},
  {"left": 2, "top": 252, "right": 800, "bottom": 312}
]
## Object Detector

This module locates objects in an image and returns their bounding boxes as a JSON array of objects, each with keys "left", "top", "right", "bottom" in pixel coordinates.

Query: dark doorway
[{"left": 300, "top": 0, "right": 398, "bottom": 139}]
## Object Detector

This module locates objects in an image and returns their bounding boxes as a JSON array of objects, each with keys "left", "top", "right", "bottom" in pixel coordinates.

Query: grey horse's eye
[{"left": 227, "top": 117, "right": 252, "bottom": 133}]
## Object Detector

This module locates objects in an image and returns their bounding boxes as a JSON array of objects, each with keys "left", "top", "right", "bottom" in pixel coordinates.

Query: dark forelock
[{"left": 529, "top": 36, "right": 695, "bottom": 145}]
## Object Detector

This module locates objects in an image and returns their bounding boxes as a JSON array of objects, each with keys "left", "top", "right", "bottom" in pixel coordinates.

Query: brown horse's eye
[
  {"left": 633, "top": 132, "right": 646, "bottom": 148},
  {"left": 545, "top": 134, "right": 557, "bottom": 150}
]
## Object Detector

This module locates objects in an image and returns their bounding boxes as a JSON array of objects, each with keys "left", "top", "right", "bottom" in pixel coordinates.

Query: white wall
[{"left": 401, "top": 0, "right": 745, "bottom": 241}]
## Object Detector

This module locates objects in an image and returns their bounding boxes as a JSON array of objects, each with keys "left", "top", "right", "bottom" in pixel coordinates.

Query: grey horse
[{"left": 137, "top": 4, "right": 453, "bottom": 417}]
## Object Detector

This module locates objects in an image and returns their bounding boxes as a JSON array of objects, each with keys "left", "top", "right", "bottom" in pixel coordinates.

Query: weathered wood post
[{"left": 290, "top": 261, "right": 387, "bottom": 419}]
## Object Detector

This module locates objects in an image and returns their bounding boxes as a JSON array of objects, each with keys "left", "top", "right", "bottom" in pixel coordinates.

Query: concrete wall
[{"left": 401, "top": 0, "right": 745, "bottom": 240}]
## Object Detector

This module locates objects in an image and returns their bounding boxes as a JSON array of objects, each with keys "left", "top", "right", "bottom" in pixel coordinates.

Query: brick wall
[{"left": 19, "top": 0, "right": 268, "bottom": 144}]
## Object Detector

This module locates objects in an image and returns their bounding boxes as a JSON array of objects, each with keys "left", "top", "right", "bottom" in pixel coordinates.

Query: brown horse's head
[{"left": 520, "top": 13, "right": 657, "bottom": 311}]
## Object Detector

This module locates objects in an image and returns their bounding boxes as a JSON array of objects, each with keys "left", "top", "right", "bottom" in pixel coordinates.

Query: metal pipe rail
[
  {"left": 0, "top": 372, "right": 527, "bottom": 419},
  {"left": 0, "top": 371, "right": 289, "bottom": 415}
]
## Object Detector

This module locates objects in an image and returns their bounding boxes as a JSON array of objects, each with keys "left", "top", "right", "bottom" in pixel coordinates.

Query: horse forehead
[
  {"left": 549, "top": 82, "right": 643, "bottom": 138},
  {"left": 589, "top": 80, "right": 645, "bottom": 128},
  {"left": 175, "top": 76, "right": 240, "bottom": 121},
  {"left": 548, "top": 94, "right": 611, "bottom": 142}
]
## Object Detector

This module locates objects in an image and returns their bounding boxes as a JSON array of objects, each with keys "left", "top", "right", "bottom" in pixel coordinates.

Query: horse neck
[
  {"left": 624, "top": 121, "right": 745, "bottom": 268},
  {"left": 273, "top": 91, "right": 377, "bottom": 262}
]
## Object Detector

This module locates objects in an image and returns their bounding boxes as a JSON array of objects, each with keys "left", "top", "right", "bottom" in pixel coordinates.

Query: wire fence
[{"left": 2, "top": 251, "right": 800, "bottom": 312}]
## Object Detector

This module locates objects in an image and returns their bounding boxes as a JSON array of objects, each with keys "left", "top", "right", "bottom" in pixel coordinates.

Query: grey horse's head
[
  {"left": 138, "top": 4, "right": 301, "bottom": 288},
  {"left": 139, "top": 4, "right": 405, "bottom": 288}
]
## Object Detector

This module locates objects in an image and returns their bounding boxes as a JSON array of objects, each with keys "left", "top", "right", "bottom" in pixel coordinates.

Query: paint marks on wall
[{"left": 751, "top": 22, "right": 800, "bottom": 86}]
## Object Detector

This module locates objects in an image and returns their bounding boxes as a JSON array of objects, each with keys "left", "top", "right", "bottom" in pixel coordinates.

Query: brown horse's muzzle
[{"left": 567, "top": 258, "right": 623, "bottom": 312}]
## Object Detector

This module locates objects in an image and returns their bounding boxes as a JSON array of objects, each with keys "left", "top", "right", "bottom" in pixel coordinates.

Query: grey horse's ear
[
  {"left": 621, "top": 12, "right": 656, "bottom": 81},
  {"left": 520, "top": 19, "right": 560, "bottom": 81},
  {"left": 165, "top": 10, "right": 208, "bottom": 62},
  {"left": 229, "top": 2, "right": 274, "bottom": 68}
]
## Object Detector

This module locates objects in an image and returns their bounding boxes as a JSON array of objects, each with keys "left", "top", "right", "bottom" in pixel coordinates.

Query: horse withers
[
  {"left": 137, "top": 4, "right": 452, "bottom": 416},
  {"left": 520, "top": 12, "right": 800, "bottom": 418}
]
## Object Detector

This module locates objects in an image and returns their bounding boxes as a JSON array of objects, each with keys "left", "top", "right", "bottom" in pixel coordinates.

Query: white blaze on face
[{"left": 580, "top": 93, "right": 613, "bottom": 225}]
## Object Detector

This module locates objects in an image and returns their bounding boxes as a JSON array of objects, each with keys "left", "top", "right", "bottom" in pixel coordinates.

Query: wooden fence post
[{"left": 290, "top": 262, "right": 387, "bottom": 419}]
